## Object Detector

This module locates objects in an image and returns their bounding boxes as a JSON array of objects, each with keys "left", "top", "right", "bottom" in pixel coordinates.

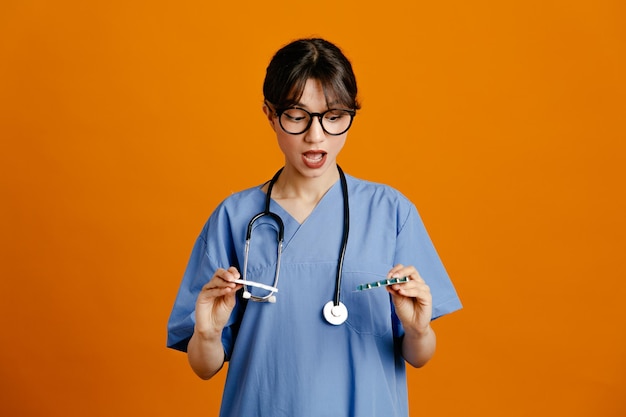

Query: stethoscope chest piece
[{"left": 323, "top": 301, "right": 348, "bottom": 325}]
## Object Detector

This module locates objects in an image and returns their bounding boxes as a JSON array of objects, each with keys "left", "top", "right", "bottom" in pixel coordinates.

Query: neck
[{"left": 271, "top": 165, "right": 340, "bottom": 203}]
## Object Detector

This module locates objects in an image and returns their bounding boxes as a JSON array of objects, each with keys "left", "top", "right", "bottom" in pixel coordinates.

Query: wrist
[
  {"left": 404, "top": 323, "right": 433, "bottom": 339},
  {"left": 193, "top": 324, "right": 223, "bottom": 342}
]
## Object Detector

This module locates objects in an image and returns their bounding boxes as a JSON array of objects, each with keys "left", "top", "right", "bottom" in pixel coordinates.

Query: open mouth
[
  {"left": 302, "top": 151, "right": 327, "bottom": 168},
  {"left": 304, "top": 151, "right": 326, "bottom": 161}
]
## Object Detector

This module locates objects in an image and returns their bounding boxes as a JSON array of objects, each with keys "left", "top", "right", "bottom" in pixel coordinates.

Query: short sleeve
[
  {"left": 166, "top": 202, "right": 243, "bottom": 354},
  {"left": 395, "top": 203, "right": 462, "bottom": 320},
  {"left": 167, "top": 230, "right": 210, "bottom": 351}
]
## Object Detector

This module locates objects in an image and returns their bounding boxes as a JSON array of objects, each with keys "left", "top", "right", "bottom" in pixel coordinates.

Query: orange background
[{"left": 1, "top": 1, "right": 625, "bottom": 416}]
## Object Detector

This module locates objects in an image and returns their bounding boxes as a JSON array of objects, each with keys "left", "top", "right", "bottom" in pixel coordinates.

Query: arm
[
  {"left": 401, "top": 323, "right": 436, "bottom": 368},
  {"left": 187, "top": 324, "right": 228, "bottom": 380},
  {"left": 386, "top": 264, "right": 436, "bottom": 368},
  {"left": 187, "top": 267, "right": 242, "bottom": 379}
]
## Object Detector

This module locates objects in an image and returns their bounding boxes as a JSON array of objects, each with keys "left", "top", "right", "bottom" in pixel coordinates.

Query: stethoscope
[{"left": 235, "top": 165, "right": 350, "bottom": 325}]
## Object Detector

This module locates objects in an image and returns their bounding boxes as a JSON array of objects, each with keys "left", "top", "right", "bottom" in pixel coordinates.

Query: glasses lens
[
  {"left": 280, "top": 108, "right": 311, "bottom": 135},
  {"left": 321, "top": 110, "right": 353, "bottom": 135}
]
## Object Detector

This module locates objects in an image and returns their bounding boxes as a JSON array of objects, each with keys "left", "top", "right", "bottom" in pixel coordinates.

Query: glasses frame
[{"left": 272, "top": 105, "right": 356, "bottom": 136}]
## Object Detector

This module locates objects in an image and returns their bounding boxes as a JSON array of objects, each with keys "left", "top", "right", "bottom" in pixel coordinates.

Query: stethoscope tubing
[
  {"left": 241, "top": 168, "right": 286, "bottom": 302},
  {"left": 242, "top": 165, "right": 350, "bottom": 324},
  {"left": 333, "top": 166, "right": 349, "bottom": 308}
]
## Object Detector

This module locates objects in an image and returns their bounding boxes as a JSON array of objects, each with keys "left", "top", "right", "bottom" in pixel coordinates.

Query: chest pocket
[{"left": 341, "top": 263, "right": 395, "bottom": 337}]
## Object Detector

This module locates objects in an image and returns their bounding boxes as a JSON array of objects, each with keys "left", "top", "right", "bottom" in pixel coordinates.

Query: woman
[{"left": 167, "top": 38, "right": 461, "bottom": 417}]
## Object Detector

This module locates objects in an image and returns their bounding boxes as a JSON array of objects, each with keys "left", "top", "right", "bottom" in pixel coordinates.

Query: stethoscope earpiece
[{"left": 236, "top": 279, "right": 279, "bottom": 303}]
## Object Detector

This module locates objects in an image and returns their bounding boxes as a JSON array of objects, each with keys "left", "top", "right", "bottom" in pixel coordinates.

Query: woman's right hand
[
  {"left": 188, "top": 267, "right": 242, "bottom": 380},
  {"left": 194, "top": 266, "right": 243, "bottom": 337}
]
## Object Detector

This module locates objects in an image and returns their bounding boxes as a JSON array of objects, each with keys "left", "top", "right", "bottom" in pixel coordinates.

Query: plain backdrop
[{"left": 1, "top": 1, "right": 625, "bottom": 416}]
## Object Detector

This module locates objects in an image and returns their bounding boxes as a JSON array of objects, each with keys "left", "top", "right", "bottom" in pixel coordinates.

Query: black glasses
[{"left": 275, "top": 107, "right": 356, "bottom": 136}]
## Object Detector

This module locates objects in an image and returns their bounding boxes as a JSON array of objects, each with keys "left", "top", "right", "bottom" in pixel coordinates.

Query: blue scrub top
[{"left": 167, "top": 174, "right": 462, "bottom": 417}]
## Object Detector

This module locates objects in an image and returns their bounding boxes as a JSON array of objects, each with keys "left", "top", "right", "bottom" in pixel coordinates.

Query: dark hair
[{"left": 263, "top": 38, "right": 361, "bottom": 111}]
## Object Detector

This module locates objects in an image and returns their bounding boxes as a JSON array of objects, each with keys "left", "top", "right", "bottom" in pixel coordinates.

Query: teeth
[{"left": 305, "top": 152, "right": 323, "bottom": 161}]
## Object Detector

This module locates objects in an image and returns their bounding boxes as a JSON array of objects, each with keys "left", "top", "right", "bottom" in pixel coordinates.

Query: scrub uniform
[{"left": 167, "top": 174, "right": 462, "bottom": 417}]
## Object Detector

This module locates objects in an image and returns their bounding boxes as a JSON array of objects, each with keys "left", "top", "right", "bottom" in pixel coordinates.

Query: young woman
[{"left": 167, "top": 38, "right": 461, "bottom": 417}]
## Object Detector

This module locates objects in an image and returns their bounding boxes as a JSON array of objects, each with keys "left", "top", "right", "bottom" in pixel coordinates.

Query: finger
[
  {"left": 388, "top": 264, "right": 421, "bottom": 280},
  {"left": 388, "top": 277, "right": 431, "bottom": 297},
  {"left": 386, "top": 282, "right": 417, "bottom": 296},
  {"left": 200, "top": 277, "right": 236, "bottom": 297},
  {"left": 387, "top": 264, "right": 405, "bottom": 278},
  {"left": 226, "top": 266, "right": 241, "bottom": 280},
  {"left": 225, "top": 267, "right": 244, "bottom": 291},
  {"left": 209, "top": 269, "right": 242, "bottom": 293},
  {"left": 215, "top": 267, "right": 241, "bottom": 282},
  {"left": 403, "top": 288, "right": 432, "bottom": 305},
  {"left": 196, "top": 285, "right": 237, "bottom": 305}
]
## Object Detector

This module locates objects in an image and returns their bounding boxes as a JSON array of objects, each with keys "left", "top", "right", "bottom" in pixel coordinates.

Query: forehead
[{"left": 290, "top": 78, "right": 342, "bottom": 108}]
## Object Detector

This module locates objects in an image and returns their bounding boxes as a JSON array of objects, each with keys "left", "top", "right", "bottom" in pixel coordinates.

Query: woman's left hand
[{"left": 386, "top": 264, "right": 433, "bottom": 334}]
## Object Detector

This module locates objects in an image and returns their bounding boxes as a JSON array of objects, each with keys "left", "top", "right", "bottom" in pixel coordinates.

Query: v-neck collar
[{"left": 256, "top": 178, "right": 342, "bottom": 226}]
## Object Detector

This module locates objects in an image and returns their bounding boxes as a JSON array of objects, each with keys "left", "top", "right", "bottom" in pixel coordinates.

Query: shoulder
[
  {"left": 218, "top": 185, "right": 265, "bottom": 208},
  {"left": 200, "top": 185, "right": 265, "bottom": 233},
  {"left": 345, "top": 174, "right": 414, "bottom": 209},
  {"left": 220, "top": 185, "right": 265, "bottom": 206}
]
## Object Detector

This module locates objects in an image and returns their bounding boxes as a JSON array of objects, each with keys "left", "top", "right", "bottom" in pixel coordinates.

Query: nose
[{"left": 304, "top": 116, "right": 326, "bottom": 143}]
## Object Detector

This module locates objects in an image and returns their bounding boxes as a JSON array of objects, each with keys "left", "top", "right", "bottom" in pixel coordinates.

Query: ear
[{"left": 263, "top": 102, "right": 277, "bottom": 130}]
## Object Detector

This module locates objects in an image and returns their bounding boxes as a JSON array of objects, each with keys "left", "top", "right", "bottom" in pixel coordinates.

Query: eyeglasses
[{"left": 275, "top": 107, "right": 356, "bottom": 136}]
